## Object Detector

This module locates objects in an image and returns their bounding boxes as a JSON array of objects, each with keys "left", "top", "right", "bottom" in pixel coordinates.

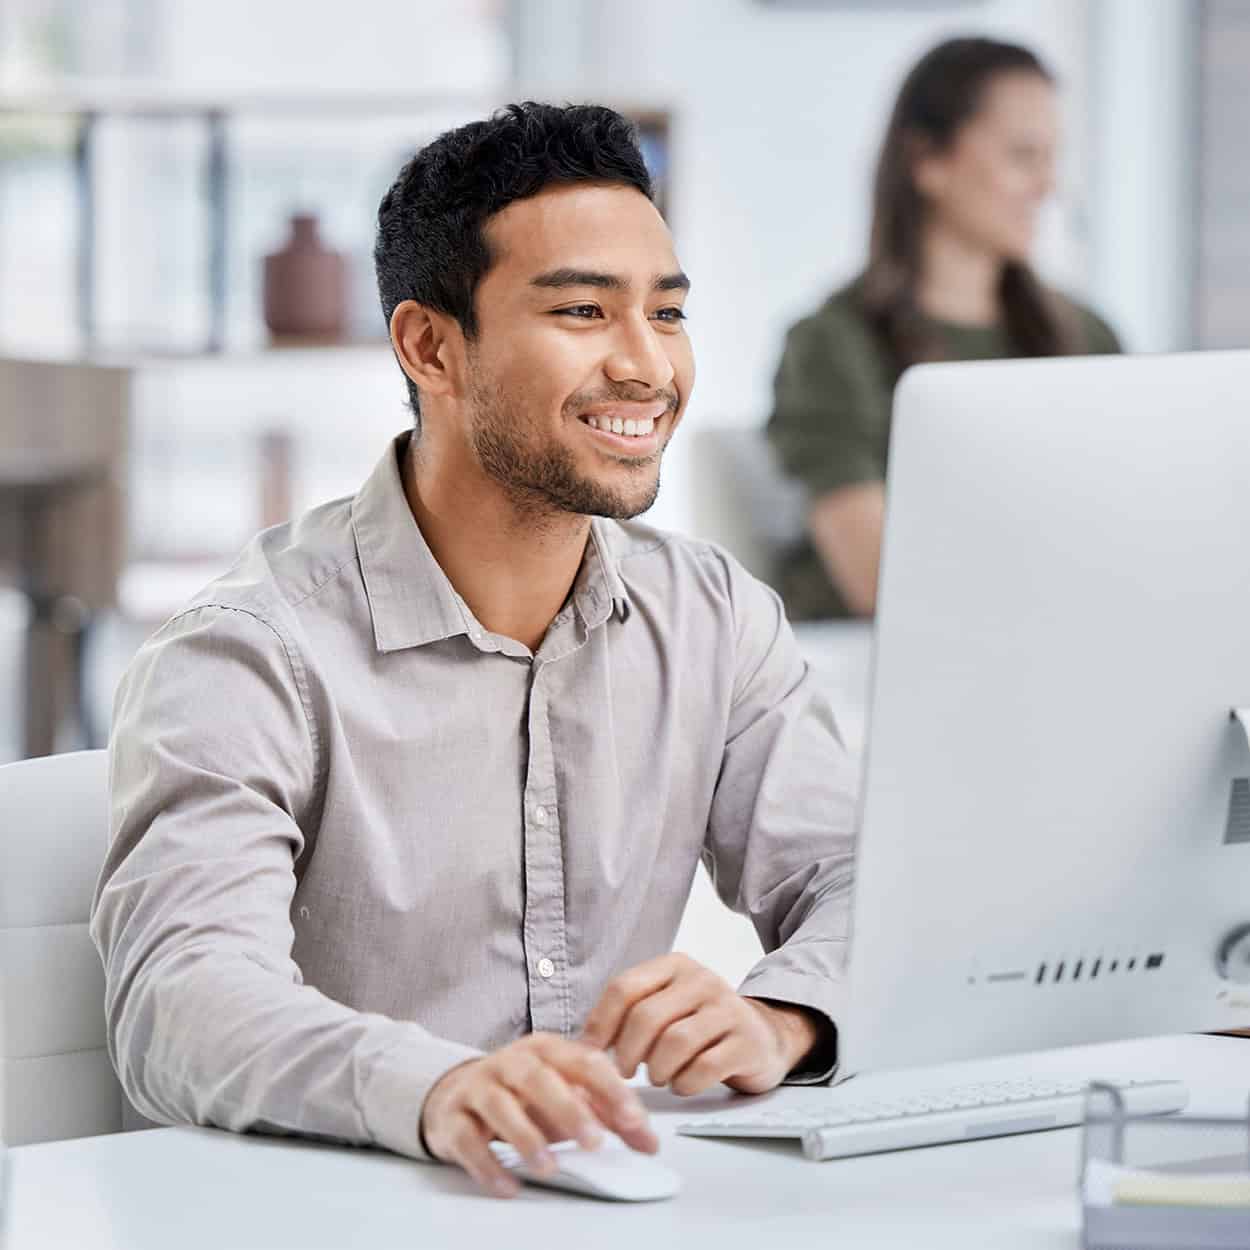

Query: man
[{"left": 92, "top": 103, "right": 857, "bottom": 1199}]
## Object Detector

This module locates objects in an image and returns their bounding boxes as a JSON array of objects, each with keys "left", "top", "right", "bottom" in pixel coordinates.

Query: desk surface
[{"left": 6, "top": 1034, "right": 1246, "bottom": 1250}]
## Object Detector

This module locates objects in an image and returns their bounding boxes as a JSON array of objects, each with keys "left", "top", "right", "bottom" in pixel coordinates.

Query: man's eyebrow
[
  {"left": 531, "top": 268, "right": 627, "bottom": 291},
  {"left": 528, "top": 268, "right": 691, "bottom": 293},
  {"left": 654, "top": 272, "right": 691, "bottom": 293}
]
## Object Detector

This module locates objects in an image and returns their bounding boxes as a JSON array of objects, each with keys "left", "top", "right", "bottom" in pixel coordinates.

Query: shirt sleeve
[
  {"left": 90, "top": 604, "right": 481, "bottom": 1161},
  {"left": 699, "top": 551, "right": 859, "bottom": 1082},
  {"left": 766, "top": 304, "right": 890, "bottom": 499}
]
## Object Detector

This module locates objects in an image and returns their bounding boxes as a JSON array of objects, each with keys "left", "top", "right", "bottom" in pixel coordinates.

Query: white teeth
[{"left": 584, "top": 413, "right": 659, "bottom": 436}]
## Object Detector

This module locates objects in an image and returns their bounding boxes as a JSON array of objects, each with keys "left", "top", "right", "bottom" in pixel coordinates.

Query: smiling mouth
[
  {"left": 575, "top": 400, "right": 669, "bottom": 443},
  {"left": 580, "top": 412, "right": 657, "bottom": 438}
]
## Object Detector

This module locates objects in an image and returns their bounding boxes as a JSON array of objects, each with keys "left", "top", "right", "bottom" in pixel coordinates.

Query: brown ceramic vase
[{"left": 262, "top": 213, "right": 348, "bottom": 340}]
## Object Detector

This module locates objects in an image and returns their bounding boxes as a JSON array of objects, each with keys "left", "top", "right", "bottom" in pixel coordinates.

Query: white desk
[{"left": 6, "top": 1034, "right": 1246, "bottom": 1250}]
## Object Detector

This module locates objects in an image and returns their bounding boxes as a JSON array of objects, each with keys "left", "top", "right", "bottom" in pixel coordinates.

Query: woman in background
[{"left": 767, "top": 36, "right": 1119, "bottom": 621}]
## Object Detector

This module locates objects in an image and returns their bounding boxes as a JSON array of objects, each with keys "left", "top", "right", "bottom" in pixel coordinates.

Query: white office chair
[{"left": 0, "top": 748, "right": 126, "bottom": 1145}]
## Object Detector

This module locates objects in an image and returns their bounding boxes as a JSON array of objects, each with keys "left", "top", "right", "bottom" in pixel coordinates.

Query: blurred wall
[
  {"left": 1088, "top": 0, "right": 1197, "bottom": 356},
  {"left": 153, "top": 0, "right": 509, "bottom": 93}
]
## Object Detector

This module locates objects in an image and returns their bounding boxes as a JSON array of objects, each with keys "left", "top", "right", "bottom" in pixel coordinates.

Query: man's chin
[
  {"left": 587, "top": 490, "right": 659, "bottom": 522},
  {"left": 565, "top": 478, "right": 658, "bottom": 522},
  {"left": 595, "top": 467, "right": 662, "bottom": 520}
]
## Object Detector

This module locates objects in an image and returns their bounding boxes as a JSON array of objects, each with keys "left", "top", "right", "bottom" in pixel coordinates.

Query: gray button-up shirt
[{"left": 92, "top": 433, "right": 858, "bottom": 1161}]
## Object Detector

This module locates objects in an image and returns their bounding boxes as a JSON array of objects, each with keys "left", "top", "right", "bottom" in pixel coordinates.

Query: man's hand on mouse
[
  {"left": 581, "top": 952, "right": 821, "bottom": 1096},
  {"left": 420, "top": 955, "right": 822, "bottom": 1198},
  {"left": 420, "top": 1033, "right": 658, "bottom": 1198}
]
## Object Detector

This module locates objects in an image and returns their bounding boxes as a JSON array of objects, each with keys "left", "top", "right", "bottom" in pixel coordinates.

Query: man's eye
[
  {"left": 556, "top": 305, "right": 603, "bottom": 319},
  {"left": 654, "top": 307, "right": 687, "bottom": 323}
]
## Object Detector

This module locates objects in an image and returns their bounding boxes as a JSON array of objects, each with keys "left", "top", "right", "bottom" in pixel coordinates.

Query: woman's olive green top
[{"left": 765, "top": 279, "right": 1122, "bottom": 620}]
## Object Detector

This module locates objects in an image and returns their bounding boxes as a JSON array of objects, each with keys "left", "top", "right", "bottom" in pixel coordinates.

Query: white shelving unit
[{"left": 0, "top": 83, "right": 495, "bottom": 352}]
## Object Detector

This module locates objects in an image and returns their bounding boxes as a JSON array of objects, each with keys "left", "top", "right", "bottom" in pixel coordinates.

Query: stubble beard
[{"left": 468, "top": 375, "right": 666, "bottom": 524}]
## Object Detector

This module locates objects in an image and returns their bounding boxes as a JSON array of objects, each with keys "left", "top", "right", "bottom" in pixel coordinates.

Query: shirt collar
[
  {"left": 352, "top": 433, "right": 630, "bottom": 654},
  {"left": 549, "top": 518, "right": 626, "bottom": 637}
]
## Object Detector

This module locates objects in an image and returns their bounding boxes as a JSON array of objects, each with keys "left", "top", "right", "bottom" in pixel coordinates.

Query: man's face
[{"left": 463, "top": 182, "right": 693, "bottom": 521}]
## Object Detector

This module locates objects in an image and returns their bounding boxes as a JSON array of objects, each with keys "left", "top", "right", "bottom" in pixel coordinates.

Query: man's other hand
[
  {"left": 420, "top": 1033, "right": 658, "bottom": 1198},
  {"left": 581, "top": 953, "right": 820, "bottom": 1096}
]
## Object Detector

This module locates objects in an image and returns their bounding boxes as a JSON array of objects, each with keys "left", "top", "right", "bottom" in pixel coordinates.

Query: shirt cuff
[
  {"left": 357, "top": 1023, "right": 483, "bottom": 1161},
  {"left": 738, "top": 968, "right": 846, "bottom": 1086}
]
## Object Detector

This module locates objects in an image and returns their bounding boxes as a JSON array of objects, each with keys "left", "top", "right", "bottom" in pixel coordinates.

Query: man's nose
[{"left": 604, "top": 314, "right": 676, "bottom": 391}]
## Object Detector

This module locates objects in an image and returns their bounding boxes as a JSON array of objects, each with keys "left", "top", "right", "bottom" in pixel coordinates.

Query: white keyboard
[{"left": 677, "top": 1076, "right": 1188, "bottom": 1161}]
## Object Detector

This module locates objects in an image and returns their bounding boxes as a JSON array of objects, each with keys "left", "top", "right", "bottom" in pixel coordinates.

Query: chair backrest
[
  {"left": 688, "top": 427, "right": 807, "bottom": 586},
  {"left": 0, "top": 749, "right": 124, "bottom": 1145}
]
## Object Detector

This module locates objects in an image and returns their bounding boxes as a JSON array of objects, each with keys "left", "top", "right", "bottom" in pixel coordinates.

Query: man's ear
[{"left": 389, "top": 300, "right": 465, "bottom": 400}]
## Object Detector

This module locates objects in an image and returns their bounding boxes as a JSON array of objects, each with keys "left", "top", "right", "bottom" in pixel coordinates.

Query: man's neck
[
  {"left": 916, "top": 223, "right": 1003, "bottom": 328},
  {"left": 402, "top": 437, "right": 591, "bottom": 653}
]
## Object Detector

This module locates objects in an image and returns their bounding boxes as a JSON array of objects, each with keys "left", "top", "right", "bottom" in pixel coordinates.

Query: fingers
[
  {"left": 643, "top": 1006, "right": 734, "bottom": 1087},
  {"left": 611, "top": 979, "right": 709, "bottom": 1078},
  {"left": 421, "top": 1033, "right": 661, "bottom": 1200},
  {"left": 517, "top": 1047, "right": 658, "bottom": 1153},
  {"left": 433, "top": 1110, "right": 521, "bottom": 1199},
  {"left": 582, "top": 957, "right": 797, "bottom": 1103},
  {"left": 581, "top": 1086, "right": 660, "bottom": 1155},
  {"left": 587, "top": 956, "right": 733, "bottom": 1091},
  {"left": 581, "top": 953, "right": 689, "bottom": 1049},
  {"left": 670, "top": 1037, "right": 744, "bottom": 1097},
  {"left": 468, "top": 1083, "right": 558, "bottom": 1175},
  {"left": 555, "top": 1043, "right": 656, "bottom": 1148},
  {"left": 502, "top": 1054, "right": 603, "bottom": 1150}
]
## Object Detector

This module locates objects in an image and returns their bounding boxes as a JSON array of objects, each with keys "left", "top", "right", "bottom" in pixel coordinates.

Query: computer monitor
[{"left": 841, "top": 350, "right": 1250, "bottom": 1076}]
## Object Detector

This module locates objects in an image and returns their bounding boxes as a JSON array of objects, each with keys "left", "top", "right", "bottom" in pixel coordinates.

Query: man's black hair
[{"left": 374, "top": 101, "right": 654, "bottom": 422}]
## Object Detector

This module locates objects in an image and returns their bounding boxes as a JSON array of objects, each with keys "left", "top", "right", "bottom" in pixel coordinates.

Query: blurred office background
[{"left": 0, "top": 0, "right": 1240, "bottom": 769}]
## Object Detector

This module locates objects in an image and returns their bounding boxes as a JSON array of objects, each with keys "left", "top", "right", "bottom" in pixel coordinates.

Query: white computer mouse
[{"left": 490, "top": 1134, "right": 681, "bottom": 1202}]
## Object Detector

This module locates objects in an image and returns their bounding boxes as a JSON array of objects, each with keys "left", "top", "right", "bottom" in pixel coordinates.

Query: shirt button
[
  {"left": 537, "top": 957, "right": 555, "bottom": 979},
  {"left": 533, "top": 805, "right": 548, "bottom": 826}
]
